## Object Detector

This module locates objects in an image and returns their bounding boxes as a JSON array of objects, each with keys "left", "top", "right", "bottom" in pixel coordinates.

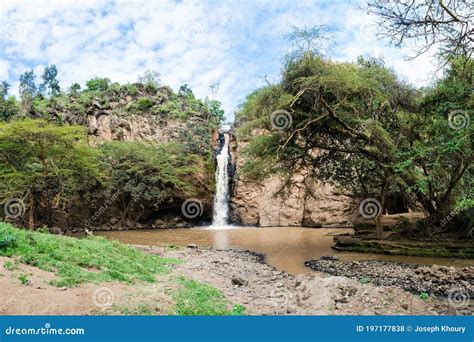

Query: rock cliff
[{"left": 229, "top": 133, "right": 356, "bottom": 227}]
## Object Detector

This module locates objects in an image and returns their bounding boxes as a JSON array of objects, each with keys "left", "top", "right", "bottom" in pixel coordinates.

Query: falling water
[{"left": 212, "top": 133, "right": 230, "bottom": 227}]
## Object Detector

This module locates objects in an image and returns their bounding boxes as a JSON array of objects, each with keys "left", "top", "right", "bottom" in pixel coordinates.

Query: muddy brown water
[{"left": 97, "top": 227, "right": 473, "bottom": 275}]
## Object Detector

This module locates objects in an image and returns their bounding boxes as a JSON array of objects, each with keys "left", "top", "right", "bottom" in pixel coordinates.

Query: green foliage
[
  {"left": 236, "top": 52, "right": 472, "bottom": 233},
  {"left": 418, "top": 292, "right": 429, "bottom": 300},
  {"left": 138, "top": 70, "right": 161, "bottom": 90},
  {"left": 69, "top": 83, "right": 81, "bottom": 94},
  {"left": 136, "top": 97, "right": 154, "bottom": 110},
  {"left": 0, "top": 96, "right": 19, "bottom": 121},
  {"left": 178, "top": 84, "right": 194, "bottom": 98},
  {"left": 0, "top": 231, "right": 18, "bottom": 250},
  {"left": 86, "top": 77, "right": 111, "bottom": 92},
  {"left": 18, "top": 273, "right": 30, "bottom": 285},
  {"left": 3, "top": 260, "right": 17, "bottom": 271},
  {"left": 0, "top": 119, "right": 103, "bottom": 227},
  {"left": 172, "top": 277, "right": 246, "bottom": 315},
  {"left": 98, "top": 141, "right": 210, "bottom": 226},
  {"left": 19, "top": 70, "right": 37, "bottom": 99},
  {"left": 39, "top": 65, "right": 60, "bottom": 96},
  {"left": 0, "top": 223, "right": 179, "bottom": 287},
  {"left": 204, "top": 98, "right": 225, "bottom": 125}
]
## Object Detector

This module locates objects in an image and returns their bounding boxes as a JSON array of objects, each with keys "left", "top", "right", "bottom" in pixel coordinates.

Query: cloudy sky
[{"left": 1, "top": 0, "right": 440, "bottom": 121}]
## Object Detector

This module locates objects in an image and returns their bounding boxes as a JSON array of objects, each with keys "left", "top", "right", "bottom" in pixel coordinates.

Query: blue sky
[{"left": 0, "top": 0, "right": 440, "bottom": 121}]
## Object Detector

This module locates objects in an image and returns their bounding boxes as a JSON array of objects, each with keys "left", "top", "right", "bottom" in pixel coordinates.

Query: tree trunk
[{"left": 28, "top": 194, "right": 35, "bottom": 230}]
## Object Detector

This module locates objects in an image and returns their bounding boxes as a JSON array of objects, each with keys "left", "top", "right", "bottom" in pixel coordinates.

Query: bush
[
  {"left": 136, "top": 97, "right": 154, "bottom": 110},
  {"left": 0, "top": 231, "right": 18, "bottom": 250}
]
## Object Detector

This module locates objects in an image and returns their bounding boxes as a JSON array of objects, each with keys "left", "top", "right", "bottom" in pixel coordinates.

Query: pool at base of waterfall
[{"left": 97, "top": 226, "right": 473, "bottom": 275}]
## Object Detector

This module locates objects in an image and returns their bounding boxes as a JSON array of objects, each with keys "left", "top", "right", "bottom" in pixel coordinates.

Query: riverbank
[
  {"left": 144, "top": 246, "right": 460, "bottom": 315},
  {"left": 305, "top": 258, "right": 473, "bottom": 315},
  {"left": 0, "top": 224, "right": 468, "bottom": 315}
]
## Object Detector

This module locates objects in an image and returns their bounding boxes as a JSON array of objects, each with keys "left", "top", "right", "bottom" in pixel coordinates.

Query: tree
[
  {"left": 0, "top": 81, "right": 9, "bottom": 99},
  {"left": 288, "top": 25, "right": 332, "bottom": 59},
  {"left": 0, "top": 81, "right": 18, "bottom": 121},
  {"left": 99, "top": 141, "right": 208, "bottom": 227},
  {"left": 19, "top": 70, "right": 37, "bottom": 112},
  {"left": 0, "top": 120, "right": 102, "bottom": 228},
  {"left": 138, "top": 70, "right": 161, "bottom": 87},
  {"left": 86, "top": 77, "right": 110, "bottom": 91},
  {"left": 236, "top": 54, "right": 472, "bottom": 238},
  {"left": 69, "top": 83, "right": 81, "bottom": 94},
  {"left": 39, "top": 65, "right": 60, "bottom": 96},
  {"left": 366, "top": 0, "right": 473, "bottom": 64},
  {"left": 178, "top": 84, "right": 194, "bottom": 98},
  {"left": 204, "top": 98, "right": 225, "bottom": 125}
]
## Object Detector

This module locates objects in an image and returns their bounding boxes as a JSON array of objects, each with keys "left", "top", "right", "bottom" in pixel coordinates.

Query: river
[{"left": 97, "top": 226, "right": 473, "bottom": 274}]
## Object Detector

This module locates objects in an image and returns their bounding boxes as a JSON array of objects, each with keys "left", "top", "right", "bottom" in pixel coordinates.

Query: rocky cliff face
[
  {"left": 229, "top": 133, "right": 356, "bottom": 227},
  {"left": 28, "top": 83, "right": 220, "bottom": 230}
]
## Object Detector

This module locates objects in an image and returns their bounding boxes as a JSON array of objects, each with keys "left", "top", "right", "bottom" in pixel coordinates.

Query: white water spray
[{"left": 212, "top": 133, "right": 230, "bottom": 227}]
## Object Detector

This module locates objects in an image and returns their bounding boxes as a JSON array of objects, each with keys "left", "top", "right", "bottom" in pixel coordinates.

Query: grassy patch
[
  {"left": 0, "top": 223, "right": 180, "bottom": 287},
  {"left": 3, "top": 260, "right": 17, "bottom": 271},
  {"left": 172, "top": 277, "right": 246, "bottom": 316},
  {"left": 18, "top": 273, "right": 31, "bottom": 285}
]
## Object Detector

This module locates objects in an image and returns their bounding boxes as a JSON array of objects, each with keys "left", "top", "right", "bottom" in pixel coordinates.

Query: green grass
[
  {"left": 0, "top": 223, "right": 180, "bottom": 287},
  {"left": 172, "top": 277, "right": 246, "bottom": 316},
  {"left": 3, "top": 260, "right": 17, "bottom": 271},
  {"left": 418, "top": 292, "right": 430, "bottom": 300},
  {"left": 18, "top": 273, "right": 30, "bottom": 285}
]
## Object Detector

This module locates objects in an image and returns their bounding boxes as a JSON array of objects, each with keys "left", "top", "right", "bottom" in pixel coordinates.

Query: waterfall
[{"left": 212, "top": 133, "right": 230, "bottom": 227}]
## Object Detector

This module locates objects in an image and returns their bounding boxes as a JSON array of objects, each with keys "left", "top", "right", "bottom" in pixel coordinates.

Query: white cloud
[{"left": 0, "top": 0, "right": 442, "bottom": 121}]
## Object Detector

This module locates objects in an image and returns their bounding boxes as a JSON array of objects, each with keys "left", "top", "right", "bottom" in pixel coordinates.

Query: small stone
[
  {"left": 320, "top": 255, "right": 339, "bottom": 261},
  {"left": 187, "top": 244, "right": 198, "bottom": 249},
  {"left": 401, "top": 304, "right": 409, "bottom": 310},
  {"left": 231, "top": 276, "right": 248, "bottom": 287}
]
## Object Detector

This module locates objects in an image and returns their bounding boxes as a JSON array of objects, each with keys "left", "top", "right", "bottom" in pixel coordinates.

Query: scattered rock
[
  {"left": 231, "top": 276, "right": 249, "bottom": 287},
  {"left": 48, "top": 226, "right": 62, "bottom": 235},
  {"left": 186, "top": 244, "right": 198, "bottom": 249},
  {"left": 320, "top": 255, "right": 339, "bottom": 261},
  {"left": 305, "top": 259, "right": 474, "bottom": 298}
]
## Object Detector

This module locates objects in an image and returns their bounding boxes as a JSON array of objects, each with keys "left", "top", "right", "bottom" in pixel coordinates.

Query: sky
[{"left": 0, "top": 0, "right": 441, "bottom": 121}]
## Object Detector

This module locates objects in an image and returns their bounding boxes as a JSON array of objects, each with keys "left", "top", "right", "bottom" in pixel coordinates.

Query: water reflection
[{"left": 97, "top": 227, "right": 473, "bottom": 275}]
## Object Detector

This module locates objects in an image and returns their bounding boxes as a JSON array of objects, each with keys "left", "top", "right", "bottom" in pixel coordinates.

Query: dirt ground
[{"left": 0, "top": 247, "right": 462, "bottom": 315}]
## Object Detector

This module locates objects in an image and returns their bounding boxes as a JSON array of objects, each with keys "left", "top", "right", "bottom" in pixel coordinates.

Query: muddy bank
[
  {"left": 333, "top": 235, "right": 474, "bottom": 259},
  {"left": 151, "top": 246, "right": 459, "bottom": 315},
  {"left": 305, "top": 258, "right": 473, "bottom": 315}
]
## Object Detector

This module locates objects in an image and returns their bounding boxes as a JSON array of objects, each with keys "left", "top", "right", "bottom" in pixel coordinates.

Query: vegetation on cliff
[
  {"left": 0, "top": 71, "right": 223, "bottom": 230},
  {"left": 236, "top": 24, "right": 472, "bottom": 239}
]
